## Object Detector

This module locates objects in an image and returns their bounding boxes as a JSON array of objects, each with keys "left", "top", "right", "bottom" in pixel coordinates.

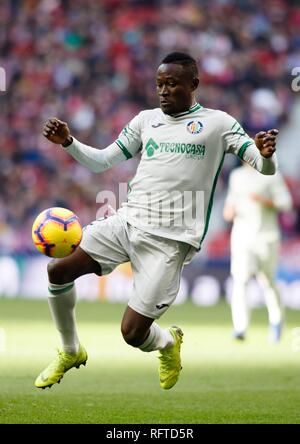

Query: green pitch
[{"left": 0, "top": 298, "right": 299, "bottom": 424}]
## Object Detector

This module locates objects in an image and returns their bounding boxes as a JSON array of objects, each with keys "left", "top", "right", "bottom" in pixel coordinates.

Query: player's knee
[
  {"left": 47, "top": 260, "right": 72, "bottom": 285},
  {"left": 121, "top": 323, "right": 145, "bottom": 347}
]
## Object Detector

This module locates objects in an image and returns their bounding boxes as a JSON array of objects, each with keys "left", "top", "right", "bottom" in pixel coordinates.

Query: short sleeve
[{"left": 114, "top": 113, "right": 143, "bottom": 160}]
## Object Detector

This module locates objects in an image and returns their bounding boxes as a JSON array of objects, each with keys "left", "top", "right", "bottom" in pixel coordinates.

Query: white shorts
[
  {"left": 80, "top": 214, "right": 195, "bottom": 319},
  {"left": 231, "top": 236, "right": 279, "bottom": 281}
]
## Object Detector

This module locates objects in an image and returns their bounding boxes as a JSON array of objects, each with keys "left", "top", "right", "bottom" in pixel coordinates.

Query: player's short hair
[{"left": 161, "top": 52, "right": 198, "bottom": 78}]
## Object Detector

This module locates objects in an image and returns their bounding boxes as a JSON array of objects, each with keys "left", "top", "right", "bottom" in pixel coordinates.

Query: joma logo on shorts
[{"left": 156, "top": 303, "right": 169, "bottom": 310}]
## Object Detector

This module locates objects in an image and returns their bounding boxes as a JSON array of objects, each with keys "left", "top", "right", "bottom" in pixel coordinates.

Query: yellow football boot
[
  {"left": 158, "top": 326, "right": 183, "bottom": 390},
  {"left": 35, "top": 344, "right": 87, "bottom": 389}
]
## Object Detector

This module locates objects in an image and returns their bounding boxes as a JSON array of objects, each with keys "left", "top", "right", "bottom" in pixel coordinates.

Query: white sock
[
  {"left": 231, "top": 279, "right": 249, "bottom": 334},
  {"left": 139, "top": 323, "right": 174, "bottom": 352},
  {"left": 48, "top": 281, "right": 79, "bottom": 354}
]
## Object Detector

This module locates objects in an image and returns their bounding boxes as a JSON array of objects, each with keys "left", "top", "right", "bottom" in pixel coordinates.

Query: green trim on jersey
[
  {"left": 199, "top": 152, "right": 225, "bottom": 248},
  {"left": 172, "top": 103, "right": 202, "bottom": 118},
  {"left": 115, "top": 139, "right": 133, "bottom": 160},
  {"left": 230, "top": 121, "right": 245, "bottom": 136},
  {"left": 121, "top": 124, "right": 135, "bottom": 145},
  {"left": 48, "top": 283, "right": 74, "bottom": 295},
  {"left": 127, "top": 177, "right": 134, "bottom": 195},
  {"left": 231, "top": 121, "right": 238, "bottom": 131},
  {"left": 237, "top": 141, "right": 253, "bottom": 159}
]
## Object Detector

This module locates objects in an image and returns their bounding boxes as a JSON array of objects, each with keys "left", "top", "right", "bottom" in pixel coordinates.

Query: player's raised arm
[
  {"left": 43, "top": 117, "right": 72, "bottom": 145},
  {"left": 43, "top": 116, "right": 141, "bottom": 173},
  {"left": 241, "top": 128, "right": 278, "bottom": 175},
  {"left": 222, "top": 114, "right": 278, "bottom": 175}
]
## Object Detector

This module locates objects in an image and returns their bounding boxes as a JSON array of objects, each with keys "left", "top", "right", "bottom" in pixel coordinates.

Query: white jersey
[
  {"left": 226, "top": 165, "right": 292, "bottom": 243},
  {"left": 114, "top": 103, "right": 276, "bottom": 249}
]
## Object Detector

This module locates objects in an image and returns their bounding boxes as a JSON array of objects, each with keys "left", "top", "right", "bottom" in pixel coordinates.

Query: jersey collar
[{"left": 163, "top": 103, "right": 202, "bottom": 121}]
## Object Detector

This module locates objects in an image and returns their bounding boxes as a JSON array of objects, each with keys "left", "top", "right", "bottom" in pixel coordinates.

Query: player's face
[{"left": 156, "top": 63, "right": 197, "bottom": 115}]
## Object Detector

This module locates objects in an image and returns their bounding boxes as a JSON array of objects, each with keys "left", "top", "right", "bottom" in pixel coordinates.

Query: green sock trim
[{"left": 48, "top": 283, "right": 74, "bottom": 295}]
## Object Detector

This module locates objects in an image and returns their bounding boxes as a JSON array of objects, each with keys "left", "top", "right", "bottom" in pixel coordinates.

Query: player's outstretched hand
[
  {"left": 254, "top": 129, "right": 278, "bottom": 158},
  {"left": 43, "top": 118, "right": 72, "bottom": 146}
]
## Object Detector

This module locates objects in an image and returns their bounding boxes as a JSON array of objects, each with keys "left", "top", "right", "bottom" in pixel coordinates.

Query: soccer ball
[{"left": 32, "top": 207, "right": 82, "bottom": 258}]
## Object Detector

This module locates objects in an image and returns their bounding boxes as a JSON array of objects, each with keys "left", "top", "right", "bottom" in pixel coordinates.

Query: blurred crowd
[{"left": 1, "top": 0, "right": 300, "bottom": 253}]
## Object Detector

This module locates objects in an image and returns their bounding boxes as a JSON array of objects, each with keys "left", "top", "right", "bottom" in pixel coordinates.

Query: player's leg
[
  {"left": 121, "top": 227, "right": 192, "bottom": 389},
  {"left": 230, "top": 243, "right": 255, "bottom": 339},
  {"left": 35, "top": 247, "right": 101, "bottom": 389},
  {"left": 121, "top": 306, "right": 174, "bottom": 349},
  {"left": 257, "top": 241, "right": 283, "bottom": 342},
  {"left": 231, "top": 276, "right": 250, "bottom": 339},
  {"left": 35, "top": 216, "right": 129, "bottom": 389},
  {"left": 121, "top": 306, "right": 183, "bottom": 391},
  {"left": 47, "top": 246, "right": 101, "bottom": 355}
]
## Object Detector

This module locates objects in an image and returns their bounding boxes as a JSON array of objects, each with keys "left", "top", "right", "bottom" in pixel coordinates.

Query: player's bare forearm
[
  {"left": 223, "top": 203, "right": 235, "bottom": 222},
  {"left": 43, "top": 118, "right": 72, "bottom": 146},
  {"left": 254, "top": 129, "right": 278, "bottom": 158}
]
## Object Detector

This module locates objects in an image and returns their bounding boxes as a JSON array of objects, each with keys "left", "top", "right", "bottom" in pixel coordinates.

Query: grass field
[{"left": 0, "top": 298, "right": 299, "bottom": 424}]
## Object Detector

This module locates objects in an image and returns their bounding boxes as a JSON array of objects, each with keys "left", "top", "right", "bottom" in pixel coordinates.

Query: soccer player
[
  {"left": 36, "top": 52, "right": 278, "bottom": 390},
  {"left": 223, "top": 163, "right": 292, "bottom": 342}
]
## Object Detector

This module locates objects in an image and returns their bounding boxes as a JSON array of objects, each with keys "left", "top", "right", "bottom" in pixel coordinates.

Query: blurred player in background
[
  {"left": 223, "top": 163, "right": 292, "bottom": 343},
  {"left": 35, "top": 52, "right": 279, "bottom": 390}
]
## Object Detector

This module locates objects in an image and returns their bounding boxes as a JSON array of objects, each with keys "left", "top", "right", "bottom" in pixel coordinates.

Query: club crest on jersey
[{"left": 187, "top": 120, "right": 203, "bottom": 135}]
